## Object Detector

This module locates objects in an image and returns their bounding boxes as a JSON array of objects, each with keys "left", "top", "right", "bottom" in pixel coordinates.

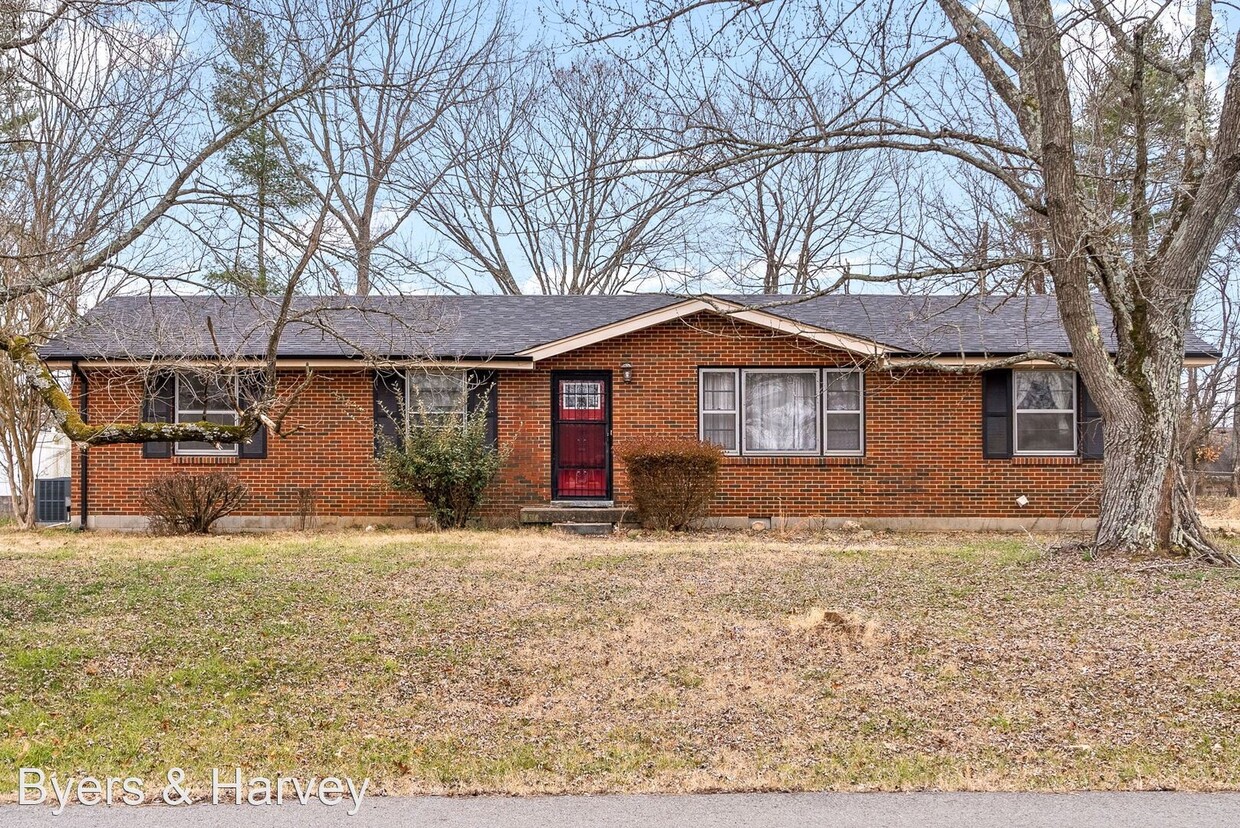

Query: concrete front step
[{"left": 520, "top": 505, "right": 636, "bottom": 526}]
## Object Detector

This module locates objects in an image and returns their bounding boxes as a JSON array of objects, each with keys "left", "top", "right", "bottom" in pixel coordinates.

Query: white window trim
[
  {"left": 698, "top": 367, "right": 867, "bottom": 457},
  {"left": 560, "top": 379, "right": 605, "bottom": 411},
  {"left": 1013, "top": 369, "right": 1078, "bottom": 456},
  {"left": 404, "top": 369, "right": 468, "bottom": 427},
  {"left": 174, "top": 374, "right": 240, "bottom": 457},
  {"left": 741, "top": 368, "right": 823, "bottom": 457},
  {"left": 822, "top": 367, "right": 866, "bottom": 457},
  {"left": 698, "top": 368, "right": 740, "bottom": 455}
]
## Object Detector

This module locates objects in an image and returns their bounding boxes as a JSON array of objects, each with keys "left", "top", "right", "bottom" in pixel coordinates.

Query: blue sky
[{"left": 84, "top": 0, "right": 1239, "bottom": 314}]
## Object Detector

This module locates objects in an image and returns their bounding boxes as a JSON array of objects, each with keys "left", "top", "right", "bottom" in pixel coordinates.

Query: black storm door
[{"left": 551, "top": 372, "right": 611, "bottom": 500}]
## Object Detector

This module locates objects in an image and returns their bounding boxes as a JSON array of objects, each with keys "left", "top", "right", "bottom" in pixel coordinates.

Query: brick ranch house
[{"left": 41, "top": 293, "right": 1215, "bottom": 531}]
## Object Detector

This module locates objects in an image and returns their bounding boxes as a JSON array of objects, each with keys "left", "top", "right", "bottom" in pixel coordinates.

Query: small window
[
  {"left": 1014, "top": 370, "right": 1076, "bottom": 454},
  {"left": 823, "top": 369, "right": 864, "bottom": 455},
  {"left": 407, "top": 371, "right": 467, "bottom": 426},
  {"left": 699, "top": 369, "right": 739, "bottom": 453},
  {"left": 742, "top": 369, "right": 820, "bottom": 455},
  {"left": 561, "top": 380, "right": 603, "bottom": 411},
  {"left": 175, "top": 374, "right": 239, "bottom": 456}
]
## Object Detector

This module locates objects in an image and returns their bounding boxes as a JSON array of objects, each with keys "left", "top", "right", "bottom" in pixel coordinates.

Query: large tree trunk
[
  {"left": 1090, "top": 372, "right": 1237, "bottom": 564},
  {"left": 355, "top": 240, "right": 372, "bottom": 297},
  {"left": 17, "top": 476, "right": 36, "bottom": 530},
  {"left": 1094, "top": 411, "right": 1174, "bottom": 553},
  {"left": 1006, "top": 0, "right": 1239, "bottom": 563}
]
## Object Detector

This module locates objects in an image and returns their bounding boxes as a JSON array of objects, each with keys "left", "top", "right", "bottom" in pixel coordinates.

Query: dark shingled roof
[{"left": 40, "top": 292, "right": 1216, "bottom": 360}]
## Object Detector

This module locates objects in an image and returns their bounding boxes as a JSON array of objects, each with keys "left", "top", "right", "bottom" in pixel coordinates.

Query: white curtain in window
[{"left": 744, "top": 372, "right": 819, "bottom": 453}]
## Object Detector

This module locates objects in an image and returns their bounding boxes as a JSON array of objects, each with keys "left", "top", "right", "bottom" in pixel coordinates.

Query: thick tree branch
[
  {"left": 1, "top": 335, "right": 260, "bottom": 448},
  {"left": 937, "top": 0, "right": 1036, "bottom": 146}
]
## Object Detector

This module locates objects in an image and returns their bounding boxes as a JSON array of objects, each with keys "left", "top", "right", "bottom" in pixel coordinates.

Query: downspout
[{"left": 72, "top": 361, "right": 88, "bottom": 531}]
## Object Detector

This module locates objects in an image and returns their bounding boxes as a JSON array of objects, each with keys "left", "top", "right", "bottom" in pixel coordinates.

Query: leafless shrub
[
  {"left": 295, "top": 485, "right": 318, "bottom": 531},
  {"left": 142, "top": 472, "right": 248, "bottom": 535}
]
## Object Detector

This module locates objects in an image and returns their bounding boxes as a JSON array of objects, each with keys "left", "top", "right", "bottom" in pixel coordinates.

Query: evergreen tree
[{"left": 210, "top": 13, "right": 310, "bottom": 295}]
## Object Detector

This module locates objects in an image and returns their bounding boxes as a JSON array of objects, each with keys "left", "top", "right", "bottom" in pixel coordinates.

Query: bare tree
[
  {"left": 1180, "top": 223, "right": 1240, "bottom": 496},
  {"left": 0, "top": 0, "right": 366, "bottom": 450},
  {"left": 697, "top": 82, "right": 892, "bottom": 294},
  {"left": 0, "top": 6, "right": 179, "bottom": 524},
  {"left": 0, "top": 297, "right": 66, "bottom": 527},
  {"left": 285, "top": 0, "right": 505, "bottom": 297},
  {"left": 582, "top": 0, "right": 1240, "bottom": 560},
  {"left": 416, "top": 55, "right": 700, "bottom": 295}
]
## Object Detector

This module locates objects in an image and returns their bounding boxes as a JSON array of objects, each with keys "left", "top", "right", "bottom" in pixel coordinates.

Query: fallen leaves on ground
[{"left": 0, "top": 526, "right": 1237, "bottom": 795}]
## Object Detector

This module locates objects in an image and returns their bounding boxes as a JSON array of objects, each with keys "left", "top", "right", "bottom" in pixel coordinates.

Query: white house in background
[
  {"left": 38, "top": 428, "right": 73, "bottom": 479},
  {"left": 0, "top": 367, "right": 74, "bottom": 522},
  {"left": 0, "top": 428, "right": 73, "bottom": 521}
]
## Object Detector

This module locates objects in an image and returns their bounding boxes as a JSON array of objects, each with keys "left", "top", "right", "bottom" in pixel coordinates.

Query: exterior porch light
[{"left": 620, "top": 361, "right": 633, "bottom": 383}]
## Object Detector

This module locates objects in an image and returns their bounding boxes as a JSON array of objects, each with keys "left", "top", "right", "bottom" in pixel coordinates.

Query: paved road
[{"left": 4, "top": 792, "right": 1240, "bottom": 827}]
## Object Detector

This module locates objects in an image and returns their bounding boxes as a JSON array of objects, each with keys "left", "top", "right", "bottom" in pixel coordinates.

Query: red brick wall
[
  {"left": 72, "top": 368, "right": 417, "bottom": 521},
  {"left": 73, "top": 312, "right": 1101, "bottom": 524}
]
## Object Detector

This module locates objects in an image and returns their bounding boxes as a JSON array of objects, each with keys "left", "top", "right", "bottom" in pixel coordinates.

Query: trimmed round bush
[{"left": 617, "top": 438, "right": 723, "bottom": 530}]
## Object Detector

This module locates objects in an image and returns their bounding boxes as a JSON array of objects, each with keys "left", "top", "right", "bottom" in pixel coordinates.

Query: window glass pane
[
  {"left": 410, "top": 372, "right": 464, "bottom": 416},
  {"left": 826, "top": 412, "right": 861, "bottom": 452},
  {"left": 560, "top": 380, "right": 603, "bottom": 411},
  {"left": 824, "top": 371, "right": 861, "bottom": 411},
  {"left": 174, "top": 375, "right": 238, "bottom": 454},
  {"left": 177, "top": 376, "right": 234, "bottom": 413},
  {"left": 1016, "top": 412, "right": 1074, "bottom": 452},
  {"left": 176, "top": 441, "right": 214, "bottom": 453},
  {"left": 702, "top": 371, "right": 736, "bottom": 411},
  {"left": 703, "top": 412, "right": 737, "bottom": 451},
  {"left": 743, "top": 371, "right": 819, "bottom": 453},
  {"left": 1015, "top": 371, "right": 1073, "bottom": 410},
  {"left": 176, "top": 377, "right": 201, "bottom": 410}
]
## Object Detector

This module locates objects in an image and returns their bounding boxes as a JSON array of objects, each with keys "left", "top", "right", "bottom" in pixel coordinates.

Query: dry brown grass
[
  {"left": 1, "top": 527, "right": 1239, "bottom": 795},
  {"left": 1201, "top": 496, "right": 1240, "bottom": 532}
]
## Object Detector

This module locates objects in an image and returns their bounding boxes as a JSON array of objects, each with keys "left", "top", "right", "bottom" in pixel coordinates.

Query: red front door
[{"left": 552, "top": 373, "right": 611, "bottom": 500}]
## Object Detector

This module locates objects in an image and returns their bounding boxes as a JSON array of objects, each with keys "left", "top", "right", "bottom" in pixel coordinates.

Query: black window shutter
[
  {"left": 982, "top": 369, "right": 1013, "bottom": 459},
  {"left": 142, "top": 372, "right": 174, "bottom": 459},
  {"left": 373, "top": 369, "right": 405, "bottom": 457},
  {"left": 467, "top": 370, "right": 499, "bottom": 449},
  {"left": 238, "top": 371, "right": 268, "bottom": 459},
  {"left": 1077, "top": 373, "right": 1104, "bottom": 459}
]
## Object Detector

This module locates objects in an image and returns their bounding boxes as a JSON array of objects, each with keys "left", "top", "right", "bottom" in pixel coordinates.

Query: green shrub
[
  {"left": 378, "top": 409, "right": 506, "bottom": 529},
  {"left": 142, "top": 472, "right": 248, "bottom": 534},
  {"left": 617, "top": 438, "right": 723, "bottom": 530}
]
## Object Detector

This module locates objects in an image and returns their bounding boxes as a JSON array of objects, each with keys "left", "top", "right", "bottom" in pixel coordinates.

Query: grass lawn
[{"left": 1, "top": 527, "right": 1239, "bottom": 795}]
